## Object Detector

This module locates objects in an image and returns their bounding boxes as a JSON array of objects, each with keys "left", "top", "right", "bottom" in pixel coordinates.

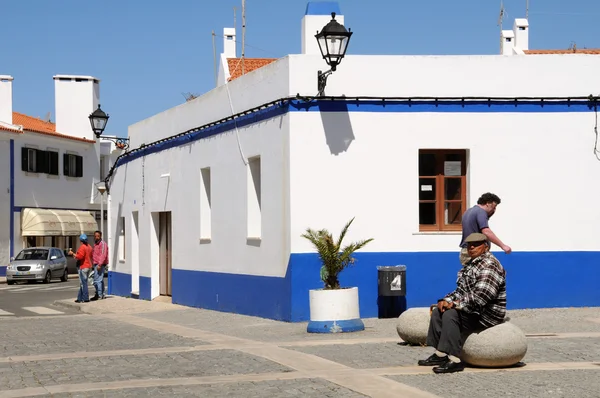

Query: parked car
[{"left": 5, "top": 247, "right": 69, "bottom": 285}]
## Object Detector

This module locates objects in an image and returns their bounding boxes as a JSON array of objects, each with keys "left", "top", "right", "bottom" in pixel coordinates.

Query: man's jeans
[
  {"left": 77, "top": 267, "right": 91, "bottom": 302},
  {"left": 93, "top": 264, "right": 105, "bottom": 298}
]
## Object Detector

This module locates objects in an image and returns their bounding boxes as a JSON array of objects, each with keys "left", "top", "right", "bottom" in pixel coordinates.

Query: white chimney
[
  {"left": 53, "top": 75, "right": 100, "bottom": 141},
  {"left": 513, "top": 18, "right": 529, "bottom": 51},
  {"left": 301, "top": 1, "right": 344, "bottom": 55},
  {"left": 501, "top": 30, "right": 515, "bottom": 56},
  {"left": 0, "top": 75, "right": 13, "bottom": 124},
  {"left": 223, "top": 27, "right": 236, "bottom": 58}
]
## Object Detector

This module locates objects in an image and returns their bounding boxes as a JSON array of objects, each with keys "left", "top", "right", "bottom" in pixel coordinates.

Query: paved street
[
  {"left": 0, "top": 295, "right": 599, "bottom": 397},
  {"left": 0, "top": 279, "right": 81, "bottom": 317}
]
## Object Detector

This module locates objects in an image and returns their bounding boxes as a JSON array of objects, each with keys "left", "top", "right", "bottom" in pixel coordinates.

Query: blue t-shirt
[{"left": 459, "top": 206, "right": 489, "bottom": 248}]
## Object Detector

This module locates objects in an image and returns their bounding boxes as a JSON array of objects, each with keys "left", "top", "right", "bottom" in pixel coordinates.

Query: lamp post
[
  {"left": 89, "top": 104, "right": 130, "bottom": 150},
  {"left": 315, "top": 12, "right": 353, "bottom": 96}
]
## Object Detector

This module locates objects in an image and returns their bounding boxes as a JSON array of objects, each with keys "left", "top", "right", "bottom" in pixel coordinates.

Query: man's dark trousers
[{"left": 426, "top": 308, "right": 482, "bottom": 357}]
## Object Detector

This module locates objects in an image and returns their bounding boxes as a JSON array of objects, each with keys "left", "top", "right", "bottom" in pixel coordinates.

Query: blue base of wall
[
  {"left": 139, "top": 276, "right": 152, "bottom": 300},
  {"left": 307, "top": 319, "right": 365, "bottom": 333},
  {"left": 108, "top": 271, "right": 132, "bottom": 297},
  {"left": 0, "top": 266, "right": 5, "bottom": 277},
  {"left": 108, "top": 251, "right": 600, "bottom": 323}
]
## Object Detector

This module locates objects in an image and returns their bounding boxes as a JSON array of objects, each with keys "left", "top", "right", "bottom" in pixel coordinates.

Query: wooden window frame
[{"left": 418, "top": 149, "right": 467, "bottom": 232}]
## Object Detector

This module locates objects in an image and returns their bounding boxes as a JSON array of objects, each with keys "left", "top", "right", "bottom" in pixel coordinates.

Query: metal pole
[{"left": 100, "top": 193, "right": 104, "bottom": 240}]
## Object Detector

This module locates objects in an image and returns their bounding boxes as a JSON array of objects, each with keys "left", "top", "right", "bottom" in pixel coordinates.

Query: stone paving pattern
[
  {"left": 0, "top": 350, "right": 292, "bottom": 390},
  {"left": 0, "top": 317, "right": 204, "bottom": 357},
  {"left": 389, "top": 370, "right": 600, "bottom": 398},
  {"left": 46, "top": 379, "right": 368, "bottom": 398},
  {"left": 2, "top": 298, "right": 600, "bottom": 397}
]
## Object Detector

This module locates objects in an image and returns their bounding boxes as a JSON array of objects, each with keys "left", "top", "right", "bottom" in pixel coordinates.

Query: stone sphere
[
  {"left": 461, "top": 321, "right": 528, "bottom": 368},
  {"left": 396, "top": 307, "right": 431, "bottom": 345}
]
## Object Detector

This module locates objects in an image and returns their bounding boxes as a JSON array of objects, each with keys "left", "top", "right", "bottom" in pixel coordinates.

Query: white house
[
  {"left": 0, "top": 74, "right": 120, "bottom": 276},
  {"left": 107, "top": 2, "right": 600, "bottom": 322}
]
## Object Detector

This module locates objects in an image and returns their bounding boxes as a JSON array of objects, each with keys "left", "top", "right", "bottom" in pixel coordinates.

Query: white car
[{"left": 6, "top": 247, "right": 69, "bottom": 285}]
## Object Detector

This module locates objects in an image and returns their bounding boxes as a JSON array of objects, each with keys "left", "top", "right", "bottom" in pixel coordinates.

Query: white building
[
  {"left": 0, "top": 74, "right": 120, "bottom": 275},
  {"left": 107, "top": 2, "right": 600, "bottom": 321}
]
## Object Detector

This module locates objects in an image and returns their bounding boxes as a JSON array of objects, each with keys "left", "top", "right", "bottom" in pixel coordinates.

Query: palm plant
[{"left": 301, "top": 217, "right": 374, "bottom": 290}]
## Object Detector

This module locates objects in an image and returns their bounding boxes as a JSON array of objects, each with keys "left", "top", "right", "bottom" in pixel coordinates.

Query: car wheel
[
  {"left": 43, "top": 271, "right": 51, "bottom": 284},
  {"left": 7, "top": 280, "right": 15, "bottom": 285},
  {"left": 61, "top": 268, "right": 68, "bottom": 282}
]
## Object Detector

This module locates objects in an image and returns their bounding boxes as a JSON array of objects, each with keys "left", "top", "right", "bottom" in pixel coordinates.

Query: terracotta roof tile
[
  {"left": 227, "top": 58, "right": 277, "bottom": 81},
  {"left": 524, "top": 49, "right": 600, "bottom": 55},
  {"left": 12, "top": 112, "right": 95, "bottom": 143}
]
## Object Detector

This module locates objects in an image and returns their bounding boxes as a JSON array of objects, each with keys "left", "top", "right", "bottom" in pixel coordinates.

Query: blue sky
[{"left": 1, "top": 0, "right": 599, "bottom": 137}]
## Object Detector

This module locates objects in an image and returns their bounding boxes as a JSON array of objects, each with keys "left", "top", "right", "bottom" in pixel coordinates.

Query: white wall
[
  {"left": 0, "top": 76, "right": 13, "bottom": 124},
  {"left": 287, "top": 53, "right": 600, "bottom": 253},
  {"left": 14, "top": 135, "right": 100, "bottom": 210},
  {"left": 111, "top": 59, "right": 292, "bottom": 296},
  {"left": 0, "top": 139, "right": 10, "bottom": 266}
]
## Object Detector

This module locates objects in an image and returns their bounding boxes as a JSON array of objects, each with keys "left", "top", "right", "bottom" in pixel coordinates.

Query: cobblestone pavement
[
  {"left": 0, "top": 299, "right": 598, "bottom": 398},
  {"left": 46, "top": 379, "right": 368, "bottom": 398},
  {"left": 388, "top": 370, "right": 600, "bottom": 398}
]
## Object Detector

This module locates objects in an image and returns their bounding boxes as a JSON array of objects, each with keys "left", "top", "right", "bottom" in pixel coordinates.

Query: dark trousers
[{"left": 426, "top": 308, "right": 482, "bottom": 357}]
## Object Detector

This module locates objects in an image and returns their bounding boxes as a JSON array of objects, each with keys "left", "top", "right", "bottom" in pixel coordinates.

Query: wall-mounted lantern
[{"left": 315, "top": 12, "right": 353, "bottom": 96}]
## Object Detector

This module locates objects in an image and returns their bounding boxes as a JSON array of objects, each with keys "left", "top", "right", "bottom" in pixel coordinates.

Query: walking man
[
  {"left": 69, "top": 234, "right": 93, "bottom": 303},
  {"left": 459, "top": 192, "right": 511, "bottom": 266},
  {"left": 418, "top": 232, "right": 507, "bottom": 373},
  {"left": 91, "top": 230, "right": 109, "bottom": 301}
]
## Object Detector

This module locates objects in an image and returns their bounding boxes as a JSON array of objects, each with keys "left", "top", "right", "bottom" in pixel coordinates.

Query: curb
[{"left": 53, "top": 300, "right": 84, "bottom": 313}]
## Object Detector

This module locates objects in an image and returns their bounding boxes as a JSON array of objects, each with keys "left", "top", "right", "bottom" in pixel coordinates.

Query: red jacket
[
  {"left": 75, "top": 243, "right": 93, "bottom": 269},
  {"left": 92, "top": 240, "right": 109, "bottom": 266}
]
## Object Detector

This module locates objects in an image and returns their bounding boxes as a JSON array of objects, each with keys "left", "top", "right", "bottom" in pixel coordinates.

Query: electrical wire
[{"left": 224, "top": 80, "right": 248, "bottom": 166}]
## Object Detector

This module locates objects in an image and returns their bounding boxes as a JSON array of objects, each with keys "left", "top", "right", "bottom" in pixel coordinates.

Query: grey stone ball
[
  {"left": 396, "top": 307, "right": 431, "bottom": 345},
  {"left": 461, "top": 321, "right": 528, "bottom": 368}
]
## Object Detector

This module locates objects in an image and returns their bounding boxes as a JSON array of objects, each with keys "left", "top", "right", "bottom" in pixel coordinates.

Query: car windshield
[{"left": 14, "top": 249, "right": 49, "bottom": 261}]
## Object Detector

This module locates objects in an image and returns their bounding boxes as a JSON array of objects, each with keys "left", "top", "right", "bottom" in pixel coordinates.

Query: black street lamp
[
  {"left": 315, "top": 12, "right": 353, "bottom": 96},
  {"left": 88, "top": 104, "right": 129, "bottom": 150}
]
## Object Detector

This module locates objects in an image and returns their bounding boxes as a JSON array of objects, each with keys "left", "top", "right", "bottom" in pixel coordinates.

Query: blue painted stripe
[
  {"left": 9, "top": 139, "right": 14, "bottom": 259},
  {"left": 305, "top": 2, "right": 341, "bottom": 16},
  {"left": 139, "top": 276, "right": 152, "bottom": 300},
  {"left": 107, "top": 251, "right": 600, "bottom": 322},
  {"left": 108, "top": 271, "right": 131, "bottom": 297},
  {"left": 307, "top": 319, "right": 365, "bottom": 333},
  {"left": 112, "top": 99, "right": 593, "bottom": 173}
]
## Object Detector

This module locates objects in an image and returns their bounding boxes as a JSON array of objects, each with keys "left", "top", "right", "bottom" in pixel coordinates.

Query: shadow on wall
[{"left": 319, "top": 101, "right": 355, "bottom": 155}]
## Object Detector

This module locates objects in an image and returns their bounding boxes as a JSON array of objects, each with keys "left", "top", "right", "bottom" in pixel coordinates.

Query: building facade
[
  {"left": 107, "top": 3, "right": 600, "bottom": 321},
  {"left": 0, "top": 74, "right": 117, "bottom": 275}
]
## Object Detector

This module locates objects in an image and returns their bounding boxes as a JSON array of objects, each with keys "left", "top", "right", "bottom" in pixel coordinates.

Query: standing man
[
  {"left": 91, "top": 230, "right": 109, "bottom": 301},
  {"left": 69, "top": 234, "right": 93, "bottom": 303},
  {"left": 418, "top": 232, "right": 507, "bottom": 374},
  {"left": 459, "top": 192, "right": 511, "bottom": 266}
]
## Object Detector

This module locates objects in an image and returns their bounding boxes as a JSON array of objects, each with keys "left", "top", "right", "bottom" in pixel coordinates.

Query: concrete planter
[{"left": 307, "top": 287, "right": 365, "bottom": 333}]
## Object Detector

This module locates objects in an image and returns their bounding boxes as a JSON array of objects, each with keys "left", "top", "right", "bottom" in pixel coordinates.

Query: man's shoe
[
  {"left": 433, "top": 360, "right": 465, "bottom": 374},
  {"left": 418, "top": 354, "right": 449, "bottom": 366},
  {"left": 74, "top": 300, "right": 81, "bottom": 303},
  {"left": 90, "top": 295, "right": 99, "bottom": 301}
]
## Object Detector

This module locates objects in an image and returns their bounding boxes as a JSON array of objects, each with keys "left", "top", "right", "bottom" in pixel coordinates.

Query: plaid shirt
[{"left": 443, "top": 251, "right": 507, "bottom": 328}]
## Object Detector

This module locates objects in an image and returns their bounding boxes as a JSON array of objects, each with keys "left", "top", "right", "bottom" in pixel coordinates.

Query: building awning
[{"left": 21, "top": 208, "right": 98, "bottom": 237}]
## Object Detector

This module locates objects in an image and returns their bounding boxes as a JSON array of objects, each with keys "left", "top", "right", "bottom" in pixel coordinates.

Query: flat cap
[{"left": 465, "top": 232, "right": 488, "bottom": 243}]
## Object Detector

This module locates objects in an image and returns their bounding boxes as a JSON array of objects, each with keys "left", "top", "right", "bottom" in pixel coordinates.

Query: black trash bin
[{"left": 377, "top": 265, "right": 406, "bottom": 297}]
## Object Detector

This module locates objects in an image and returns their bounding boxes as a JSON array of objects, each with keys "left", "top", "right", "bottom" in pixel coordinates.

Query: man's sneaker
[{"left": 418, "top": 353, "right": 450, "bottom": 367}]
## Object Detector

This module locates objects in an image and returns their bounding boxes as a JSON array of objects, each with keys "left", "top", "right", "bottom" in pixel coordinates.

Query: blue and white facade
[{"left": 107, "top": 3, "right": 600, "bottom": 321}]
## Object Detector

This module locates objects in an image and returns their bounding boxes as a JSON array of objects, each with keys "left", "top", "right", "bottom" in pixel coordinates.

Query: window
[
  {"left": 21, "top": 147, "right": 45, "bottom": 173},
  {"left": 64, "top": 153, "right": 83, "bottom": 177},
  {"left": 118, "top": 216, "right": 126, "bottom": 261},
  {"left": 200, "top": 167, "right": 212, "bottom": 241},
  {"left": 418, "top": 150, "right": 467, "bottom": 231},
  {"left": 46, "top": 151, "right": 59, "bottom": 175},
  {"left": 247, "top": 156, "right": 262, "bottom": 239}
]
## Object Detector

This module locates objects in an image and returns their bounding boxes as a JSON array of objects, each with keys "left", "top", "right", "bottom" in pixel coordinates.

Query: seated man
[{"left": 417, "top": 232, "right": 507, "bottom": 374}]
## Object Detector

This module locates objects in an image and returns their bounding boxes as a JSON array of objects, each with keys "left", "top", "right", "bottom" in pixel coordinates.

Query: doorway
[{"left": 159, "top": 212, "right": 172, "bottom": 296}]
